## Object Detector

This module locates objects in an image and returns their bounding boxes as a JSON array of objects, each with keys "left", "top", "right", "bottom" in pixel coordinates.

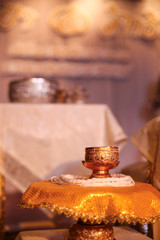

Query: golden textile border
[{"left": 18, "top": 201, "right": 160, "bottom": 225}]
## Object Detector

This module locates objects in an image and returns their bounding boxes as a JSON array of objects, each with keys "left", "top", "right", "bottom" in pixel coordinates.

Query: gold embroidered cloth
[
  {"left": 18, "top": 180, "right": 160, "bottom": 225},
  {"left": 131, "top": 116, "right": 160, "bottom": 190},
  {"left": 130, "top": 116, "right": 160, "bottom": 240}
]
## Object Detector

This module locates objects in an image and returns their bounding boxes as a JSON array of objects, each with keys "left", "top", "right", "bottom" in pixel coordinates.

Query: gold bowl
[{"left": 82, "top": 146, "right": 119, "bottom": 178}]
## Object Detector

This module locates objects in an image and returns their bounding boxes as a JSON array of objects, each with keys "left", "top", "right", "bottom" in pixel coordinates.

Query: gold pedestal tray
[
  {"left": 18, "top": 146, "right": 160, "bottom": 240},
  {"left": 18, "top": 180, "right": 160, "bottom": 224},
  {"left": 18, "top": 180, "right": 160, "bottom": 239}
]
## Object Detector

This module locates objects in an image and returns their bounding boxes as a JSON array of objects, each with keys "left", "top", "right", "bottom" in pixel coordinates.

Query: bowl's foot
[{"left": 67, "top": 221, "right": 115, "bottom": 240}]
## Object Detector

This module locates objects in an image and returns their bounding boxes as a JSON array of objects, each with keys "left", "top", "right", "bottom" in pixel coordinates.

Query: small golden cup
[{"left": 82, "top": 146, "right": 119, "bottom": 178}]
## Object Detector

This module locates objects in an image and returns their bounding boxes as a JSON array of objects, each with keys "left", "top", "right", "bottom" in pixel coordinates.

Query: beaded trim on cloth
[
  {"left": 18, "top": 201, "right": 160, "bottom": 225},
  {"left": 51, "top": 174, "right": 135, "bottom": 187},
  {"left": 18, "top": 181, "right": 160, "bottom": 225}
]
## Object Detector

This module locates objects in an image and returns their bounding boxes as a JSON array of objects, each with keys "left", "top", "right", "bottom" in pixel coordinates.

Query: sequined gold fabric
[{"left": 18, "top": 180, "right": 160, "bottom": 225}]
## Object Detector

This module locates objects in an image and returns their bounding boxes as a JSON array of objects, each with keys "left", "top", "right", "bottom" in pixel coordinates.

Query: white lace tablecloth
[
  {"left": 15, "top": 227, "right": 152, "bottom": 240},
  {"left": 0, "top": 103, "right": 127, "bottom": 192}
]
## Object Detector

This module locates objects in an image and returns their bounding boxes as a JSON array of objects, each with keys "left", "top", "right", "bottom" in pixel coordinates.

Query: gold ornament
[
  {"left": 0, "top": 2, "right": 38, "bottom": 31},
  {"left": 48, "top": 5, "right": 89, "bottom": 37}
]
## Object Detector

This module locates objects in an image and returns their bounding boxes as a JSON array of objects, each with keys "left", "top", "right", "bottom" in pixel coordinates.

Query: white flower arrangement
[{"left": 51, "top": 174, "right": 135, "bottom": 187}]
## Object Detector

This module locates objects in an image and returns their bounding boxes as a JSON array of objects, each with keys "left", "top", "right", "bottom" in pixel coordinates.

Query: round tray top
[{"left": 18, "top": 180, "right": 160, "bottom": 225}]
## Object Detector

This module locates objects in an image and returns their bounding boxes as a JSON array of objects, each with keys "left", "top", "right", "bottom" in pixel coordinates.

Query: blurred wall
[{"left": 0, "top": 0, "right": 160, "bottom": 170}]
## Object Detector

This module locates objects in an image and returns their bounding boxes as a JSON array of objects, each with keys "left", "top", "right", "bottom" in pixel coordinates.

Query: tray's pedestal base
[{"left": 67, "top": 221, "right": 115, "bottom": 240}]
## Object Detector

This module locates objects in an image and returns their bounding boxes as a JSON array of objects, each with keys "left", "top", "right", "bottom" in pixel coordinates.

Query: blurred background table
[
  {"left": 0, "top": 103, "right": 127, "bottom": 232},
  {"left": 0, "top": 103, "right": 127, "bottom": 192}
]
